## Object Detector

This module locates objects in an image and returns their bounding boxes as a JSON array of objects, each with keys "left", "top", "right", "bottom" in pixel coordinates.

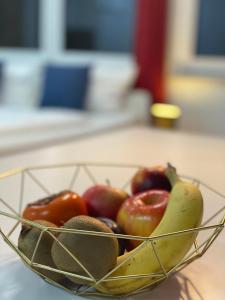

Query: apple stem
[
  {"left": 165, "top": 163, "right": 180, "bottom": 186},
  {"left": 106, "top": 178, "right": 111, "bottom": 186}
]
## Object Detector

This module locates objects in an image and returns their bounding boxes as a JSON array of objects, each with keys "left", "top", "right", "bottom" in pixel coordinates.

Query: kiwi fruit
[
  {"left": 51, "top": 215, "right": 119, "bottom": 285},
  {"left": 18, "top": 220, "right": 65, "bottom": 283}
]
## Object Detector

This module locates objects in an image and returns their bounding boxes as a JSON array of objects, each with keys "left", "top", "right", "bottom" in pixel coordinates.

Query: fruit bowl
[{"left": 0, "top": 162, "right": 224, "bottom": 298}]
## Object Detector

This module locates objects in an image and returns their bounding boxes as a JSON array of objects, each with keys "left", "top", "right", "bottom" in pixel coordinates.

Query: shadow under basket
[{"left": 0, "top": 162, "right": 224, "bottom": 299}]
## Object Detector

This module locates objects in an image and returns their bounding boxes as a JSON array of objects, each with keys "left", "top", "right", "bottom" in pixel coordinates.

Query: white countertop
[{"left": 0, "top": 125, "right": 224, "bottom": 300}]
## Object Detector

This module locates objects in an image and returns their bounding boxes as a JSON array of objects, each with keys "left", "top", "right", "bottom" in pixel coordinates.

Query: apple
[
  {"left": 131, "top": 166, "right": 171, "bottom": 195},
  {"left": 117, "top": 189, "right": 169, "bottom": 249},
  {"left": 97, "top": 217, "right": 126, "bottom": 255},
  {"left": 82, "top": 184, "right": 129, "bottom": 221}
]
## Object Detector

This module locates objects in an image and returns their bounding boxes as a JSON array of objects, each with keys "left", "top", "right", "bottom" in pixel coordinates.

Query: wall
[
  {"left": 167, "top": 75, "right": 225, "bottom": 136},
  {"left": 166, "top": 0, "right": 225, "bottom": 136}
]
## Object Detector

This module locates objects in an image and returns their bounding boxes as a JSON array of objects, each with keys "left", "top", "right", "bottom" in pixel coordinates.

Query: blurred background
[{"left": 0, "top": 0, "right": 225, "bottom": 155}]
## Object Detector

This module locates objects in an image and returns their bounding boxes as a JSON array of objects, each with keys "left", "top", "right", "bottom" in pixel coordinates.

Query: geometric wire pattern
[{"left": 0, "top": 162, "right": 224, "bottom": 299}]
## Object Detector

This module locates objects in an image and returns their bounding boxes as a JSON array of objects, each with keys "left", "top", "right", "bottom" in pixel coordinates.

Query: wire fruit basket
[{"left": 0, "top": 162, "right": 224, "bottom": 299}]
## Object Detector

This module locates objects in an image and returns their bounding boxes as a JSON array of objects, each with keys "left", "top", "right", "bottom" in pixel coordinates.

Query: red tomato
[{"left": 22, "top": 190, "right": 87, "bottom": 226}]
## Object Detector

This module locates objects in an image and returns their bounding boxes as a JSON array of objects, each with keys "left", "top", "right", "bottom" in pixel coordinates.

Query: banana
[{"left": 96, "top": 164, "right": 203, "bottom": 295}]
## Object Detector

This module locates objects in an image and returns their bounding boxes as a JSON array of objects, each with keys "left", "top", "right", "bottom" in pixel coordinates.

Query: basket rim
[
  {"left": 0, "top": 161, "right": 145, "bottom": 180},
  {"left": 0, "top": 161, "right": 224, "bottom": 234},
  {"left": 0, "top": 209, "right": 224, "bottom": 241}
]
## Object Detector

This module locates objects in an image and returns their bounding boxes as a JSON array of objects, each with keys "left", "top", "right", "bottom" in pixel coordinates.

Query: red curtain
[{"left": 135, "top": 0, "right": 168, "bottom": 102}]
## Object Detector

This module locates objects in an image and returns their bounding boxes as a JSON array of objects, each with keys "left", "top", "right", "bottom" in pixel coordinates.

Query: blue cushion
[{"left": 40, "top": 64, "right": 90, "bottom": 110}]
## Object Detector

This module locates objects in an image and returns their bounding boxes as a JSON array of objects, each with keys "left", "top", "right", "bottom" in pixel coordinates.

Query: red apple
[
  {"left": 117, "top": 189, "right": 169, "bottom": 249},
  {"left": 82, "top": 185, "right": 129, "bottom": 221},
  {"left": 131, "top": 166, "right": 171, "bottom": 195}
]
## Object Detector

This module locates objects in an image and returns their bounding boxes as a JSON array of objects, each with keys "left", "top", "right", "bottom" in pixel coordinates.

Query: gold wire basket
[{"left": 0, "top": 162, "right": 224, "bottom": 299}]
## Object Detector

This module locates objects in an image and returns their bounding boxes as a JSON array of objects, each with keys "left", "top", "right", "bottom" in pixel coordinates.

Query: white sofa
[{"left": 0, "top": 59, "right": 150, "bottom": 155}]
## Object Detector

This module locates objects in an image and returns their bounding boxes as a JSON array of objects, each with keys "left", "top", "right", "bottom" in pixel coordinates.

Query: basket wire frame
[{"left": 0, "top": 162, "right": 224, "bottom": 299}]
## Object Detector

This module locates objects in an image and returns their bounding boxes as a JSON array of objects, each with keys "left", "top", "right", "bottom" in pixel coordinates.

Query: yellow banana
[{"left": 96, "top": 165, "right": 203, "bottom": 295}]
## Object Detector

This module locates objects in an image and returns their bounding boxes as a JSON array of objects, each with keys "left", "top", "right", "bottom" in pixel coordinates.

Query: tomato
[{"left": 22, "top": 190, "right": 87, "bottom": 226}]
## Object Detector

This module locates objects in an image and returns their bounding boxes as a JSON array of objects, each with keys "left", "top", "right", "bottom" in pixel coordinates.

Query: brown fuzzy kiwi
[
  {"left": 18, "top": 220, "right": 65, "bottom": 283},
  {"left": 51, "top": 215, "right": 119, "bottom": 285}
]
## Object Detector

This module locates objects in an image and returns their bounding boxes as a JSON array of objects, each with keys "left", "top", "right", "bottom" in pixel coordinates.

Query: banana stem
[{"left": 165, "top": 163, "right": 180, "bottom": 186}]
